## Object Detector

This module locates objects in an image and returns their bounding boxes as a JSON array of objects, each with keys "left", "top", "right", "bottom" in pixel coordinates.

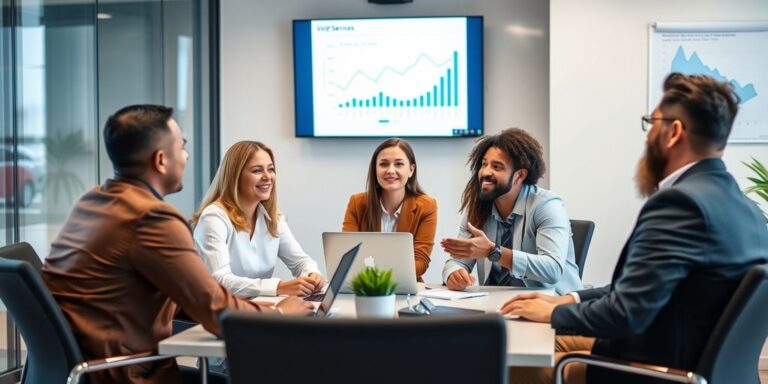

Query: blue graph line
[
  {"left": 333, "top": 52, "right": 453, "bottom": 91},
  {"left": 671, "top": 46, "right": 757, "bottom": 104}
]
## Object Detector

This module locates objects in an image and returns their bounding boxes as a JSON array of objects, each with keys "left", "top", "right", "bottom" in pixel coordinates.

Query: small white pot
[{"left": 354, "top": 294, "right": 396, "bottom": 319}]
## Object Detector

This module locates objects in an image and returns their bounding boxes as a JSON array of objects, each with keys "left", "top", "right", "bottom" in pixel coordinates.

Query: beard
[
  {"left": 478, "top": 174, "right": 514, "bottom": 203},
  {"left": 634, "top": 134, "right": 668, "bottom": 198}
]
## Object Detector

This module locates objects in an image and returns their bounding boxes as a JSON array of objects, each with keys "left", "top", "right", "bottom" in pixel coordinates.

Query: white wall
[
  {"left": 220, "top": 0, "right": 549, "bottom": 283},
  {"left": 550, "top": 0, "right": 768, "bottom": 368}
]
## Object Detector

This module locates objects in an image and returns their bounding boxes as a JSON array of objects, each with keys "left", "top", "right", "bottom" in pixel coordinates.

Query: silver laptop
[
  {"left": 322, "top": 232, "right": 418, "bottom": 294},
  {"left": 311, "top": 242, "right": 360, "bottom": 317}
]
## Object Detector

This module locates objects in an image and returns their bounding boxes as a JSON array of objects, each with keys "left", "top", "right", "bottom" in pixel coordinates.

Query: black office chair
[
  {"left": 0, "top": 242, "right": 178, "bottom": 384},
  {"left": 0, "top": 242, "right": 42, "bottom": 271},
  {"left": 570, "top": 219, "right": 595, "bottom": 279},
  {"left": 222, "top": 311, "right": 507, "bottom": 384},
  {"left": 555, "top": 263, "right": 768, "bottom": 384}
]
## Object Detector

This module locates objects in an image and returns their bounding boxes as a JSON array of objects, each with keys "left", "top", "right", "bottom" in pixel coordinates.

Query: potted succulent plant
[
  {"left": 351, "top": 266, "right": 398, "bottom": 318},
  {"left": 743, "top": 157, "right": 768, "bottom": 222}
]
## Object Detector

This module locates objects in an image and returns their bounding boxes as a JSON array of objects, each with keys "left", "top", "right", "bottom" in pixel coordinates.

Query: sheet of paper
[{"left": 418, "top": 289, "right": 489, "bottom": 301}]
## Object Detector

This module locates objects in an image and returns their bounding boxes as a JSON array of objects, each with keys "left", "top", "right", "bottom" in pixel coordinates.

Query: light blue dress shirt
[{"left": 442, "top": 184, "right": 583, "bottom": 295}]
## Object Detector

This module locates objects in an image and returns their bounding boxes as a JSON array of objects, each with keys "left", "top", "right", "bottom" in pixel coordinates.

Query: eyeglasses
[{"left": 641, "top": 115, "right": 678, "bottom": 132}]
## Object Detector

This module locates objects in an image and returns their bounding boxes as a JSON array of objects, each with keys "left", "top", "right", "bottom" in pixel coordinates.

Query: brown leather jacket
[{"left": 43, "top": 179, "right": 272, "bottom": 383}]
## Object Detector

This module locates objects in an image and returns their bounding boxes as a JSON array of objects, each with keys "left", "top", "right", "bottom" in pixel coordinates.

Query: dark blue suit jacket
[{"left": 551, "top": 158, "right": 768, "bottom": 383}]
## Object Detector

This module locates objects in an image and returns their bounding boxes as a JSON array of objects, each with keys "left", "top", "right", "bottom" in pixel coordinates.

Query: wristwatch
[{"left": 487, "top": 243, "right": 502, "bottom": 262}]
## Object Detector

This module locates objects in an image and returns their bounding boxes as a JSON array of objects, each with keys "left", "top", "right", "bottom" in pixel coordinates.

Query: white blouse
[
  {"left": 379, "top": 200, "right": 402, "bottom": 233},
  {"left": 193, "top": 203, "right": 320, "bottom": 297}
]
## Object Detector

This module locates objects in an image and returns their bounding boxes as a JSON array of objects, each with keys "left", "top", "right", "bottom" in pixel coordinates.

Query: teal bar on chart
[
  {"left": 454, "top": 50, "right": 458, "bottom": 106},
  {"left": 447, "top": 69, "right": 452, "bottom": 106},
  {"left": 335, "top": 50, "right": 461, "bottom": 109},
  {"left": 440, "top": 77, "right": 444, "bottom": 106}
]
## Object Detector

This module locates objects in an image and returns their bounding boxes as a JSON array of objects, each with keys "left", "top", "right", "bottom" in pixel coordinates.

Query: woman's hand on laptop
[
  {"left": 275, "top": 296, "right": 315, "bottom": 316},
  {"left": 307, "top": 272, "right": 325, "bottom": 293},
  {"left": 277, "top": 277, "right": 317, "bottom": 296}
]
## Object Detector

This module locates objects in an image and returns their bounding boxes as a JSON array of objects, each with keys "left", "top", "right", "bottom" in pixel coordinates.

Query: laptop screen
[{"left": 316, "top": 243, "right": 361, "bottom": 317}]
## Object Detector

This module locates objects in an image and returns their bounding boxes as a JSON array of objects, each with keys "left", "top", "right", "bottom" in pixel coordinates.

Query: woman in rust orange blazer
[{"left": 343, "top": 138, "right": 437, "bottom": 281}]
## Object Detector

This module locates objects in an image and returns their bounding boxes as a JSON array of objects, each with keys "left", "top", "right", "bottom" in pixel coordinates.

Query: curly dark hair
[{"left": 460, "top": 128, "right": 546, "bottom": 228}]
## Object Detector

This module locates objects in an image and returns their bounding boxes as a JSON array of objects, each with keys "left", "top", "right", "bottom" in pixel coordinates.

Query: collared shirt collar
[
  {"left": 490, "top": 184, "right": 530, "bottom": 224},
  {"left": 380, "top": 199, "right": 402, "bottom": 233},
  {"left": 256, "top": 203, "right": 272, "bottom": 222},
  {"left": 658, "top": 161, "right": 699, "bottom": 190},
  {"left": 111, "top": 176, "right": 164, "bottom": 201}
]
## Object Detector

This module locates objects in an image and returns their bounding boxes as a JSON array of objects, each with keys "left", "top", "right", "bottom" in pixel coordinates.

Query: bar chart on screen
[
  {"left": 307, "top": 17, "right": 475, "bottom": 137},
  {"left": 335, "top": 50, "right": 460, "bottom": 109}
]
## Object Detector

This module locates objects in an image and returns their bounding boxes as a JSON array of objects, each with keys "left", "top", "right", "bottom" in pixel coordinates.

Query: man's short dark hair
[
  {"left": 660, "top": 73, "right": 739, "bottom": 152},
  {"left": 104, "top": 104, "right": 174, "bottom": 176}
]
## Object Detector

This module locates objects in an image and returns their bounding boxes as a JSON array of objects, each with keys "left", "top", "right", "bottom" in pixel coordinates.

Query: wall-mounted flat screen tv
[{"left": 293, "top": 16, "right": 483, "bottom": 138}]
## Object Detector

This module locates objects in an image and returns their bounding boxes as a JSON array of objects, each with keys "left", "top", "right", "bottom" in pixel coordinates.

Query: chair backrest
[
  {"left": 0, "top": 242, "right": 83, "bottom": 384},
  {"left": 696, "top": 264, "right": 768, "bottom": 384},
  {"left": 570, "top": 219, "right": 595, "bottom": 279},
  {"left": 221, "top": 312, "right": 507, "bottom": 384},
  {"left": 0, "top": 242, "right": 43, "bottom": 272}
]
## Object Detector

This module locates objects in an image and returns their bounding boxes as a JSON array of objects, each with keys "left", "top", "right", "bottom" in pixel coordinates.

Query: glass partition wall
[{"left": 0, "top": 0, "right": 213, "bottom": 381}]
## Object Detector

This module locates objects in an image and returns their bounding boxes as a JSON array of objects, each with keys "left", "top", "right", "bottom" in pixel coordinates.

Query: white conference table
[{"left": 159, "top": 285, "right": 556, "bottom": 368}]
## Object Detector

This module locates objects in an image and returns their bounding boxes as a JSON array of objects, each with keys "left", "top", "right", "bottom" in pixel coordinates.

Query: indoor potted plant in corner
[
  {"left": 743, "top": 157, "right": 768, "bottom": 222},
  {"left": 351, "top": 266, "right": 398, "bottom": 319}
]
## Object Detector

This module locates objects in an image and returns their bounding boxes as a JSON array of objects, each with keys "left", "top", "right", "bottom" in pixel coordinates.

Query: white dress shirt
[
  {"left": 658, "top": 161, "right": 698, "bottom": 190},
  {"left": 193, "top": 203, "right": 320, "bottom": 297},
  {"left": 379, "top": 200, "right": 402, "bottom": 233}
]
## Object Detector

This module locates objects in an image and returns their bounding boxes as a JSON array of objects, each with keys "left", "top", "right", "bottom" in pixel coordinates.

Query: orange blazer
[{"left": 342, "top": 192, "right": 438, "bottom": 281}]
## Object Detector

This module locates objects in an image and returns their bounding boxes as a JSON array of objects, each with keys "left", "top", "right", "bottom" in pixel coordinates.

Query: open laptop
[
  {"left": 305, "top": 242, "right": 360, "bottom": 317},
  {"left": 322, "top": 232, "right": 418, "bottom": 294}
]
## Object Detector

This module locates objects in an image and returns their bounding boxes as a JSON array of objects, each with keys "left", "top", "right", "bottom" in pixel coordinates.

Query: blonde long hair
[{"left": 192, "top": 141, "right": 280, "bottom": 237}]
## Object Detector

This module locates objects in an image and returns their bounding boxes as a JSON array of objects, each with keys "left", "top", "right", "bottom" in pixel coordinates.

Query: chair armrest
[
  {"left": 67, "top": 351, "right": 179, "bottom": 384},
  {"left": 554, "top": 353, "right": 707, "bottom": 384}
]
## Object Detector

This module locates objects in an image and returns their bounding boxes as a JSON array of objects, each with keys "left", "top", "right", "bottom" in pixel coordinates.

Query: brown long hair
[
  {"left": 460, "top": 128, "right": 545, "bottom": 228},
  {"left": 191, "top": 141, "right": 280, "bottom": 237},
  {"left": 363, "top": 138, "right": 425, "bottom": 230}
]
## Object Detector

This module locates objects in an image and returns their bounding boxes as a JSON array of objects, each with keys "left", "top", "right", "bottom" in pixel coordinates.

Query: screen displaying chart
[
  {"left": 649, "top": 23, "right": 768, "bottom": 142},
  {"left": 293, "top": 17, "right": 483, "bottom": 137}
]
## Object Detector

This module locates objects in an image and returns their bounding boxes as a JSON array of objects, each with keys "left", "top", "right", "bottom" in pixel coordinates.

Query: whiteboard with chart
[{"left": 649, "top": 22, "right": 768, "bottom": 143}]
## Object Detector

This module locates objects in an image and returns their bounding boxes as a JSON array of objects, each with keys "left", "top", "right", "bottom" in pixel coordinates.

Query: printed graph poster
[{"left": 649, "top": 22, "right": 768, "bottom": 143}]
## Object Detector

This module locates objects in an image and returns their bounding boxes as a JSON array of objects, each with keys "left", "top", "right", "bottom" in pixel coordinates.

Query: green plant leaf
[
  {"left": 743, "top": 158, "right": 768, "bottom": 223},
  {"left": 350, "top": 266, "right": 398, "bottom": 296},
  {"left": 744, "top": 158, "right": 768, "bottom": 180}
]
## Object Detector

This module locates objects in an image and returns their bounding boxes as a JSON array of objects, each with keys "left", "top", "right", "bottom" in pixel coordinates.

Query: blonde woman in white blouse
[{"left": 191, "top": 141, "right": 323, "bottom": 297}]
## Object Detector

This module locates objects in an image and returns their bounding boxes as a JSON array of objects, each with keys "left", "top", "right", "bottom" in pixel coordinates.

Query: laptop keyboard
[{"left": 303, "top": 293, "right": 324, "bottom": 302}]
